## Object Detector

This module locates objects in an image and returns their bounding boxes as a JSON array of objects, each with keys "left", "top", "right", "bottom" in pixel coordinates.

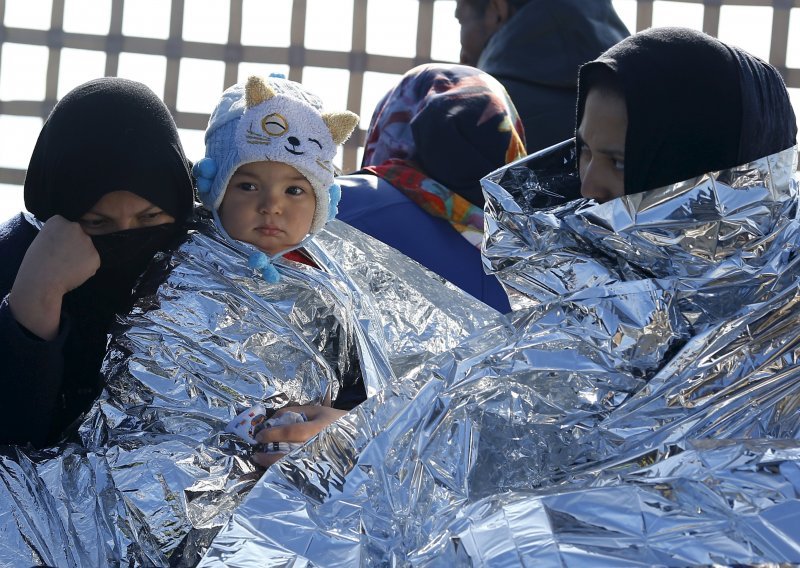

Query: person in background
[
  {"left": 0, "top": 78, "right": 194, "bottom": 447},
  {"left": 337, "top": 63, "right": 526, "bottom": 313},
  {"left": 455, "top": 0, "right": 628, "bottom": 153}
]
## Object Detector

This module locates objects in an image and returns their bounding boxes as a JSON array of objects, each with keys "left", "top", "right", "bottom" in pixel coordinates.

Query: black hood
[
  {"left": 24, "top": 77, "right": 194, "bottom": 223},
  {"left": 577, "top": 27, "right": 798, "bottom": 195}
]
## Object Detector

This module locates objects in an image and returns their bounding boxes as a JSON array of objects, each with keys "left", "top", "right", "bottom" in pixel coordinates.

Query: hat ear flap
[
  {"left": 245, "top": 76, "right": 276, "bottom": 108},
  {"left": 322, "top": 111, "right": 359, "bottom": 145},
  {"left": 327, "top": 182, "right": 341, "bottom": 220}
]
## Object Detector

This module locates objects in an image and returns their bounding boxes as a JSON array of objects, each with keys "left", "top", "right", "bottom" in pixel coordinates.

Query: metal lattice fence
[{"left": 0, "top": 0, "right": 799, "bottom": 211}]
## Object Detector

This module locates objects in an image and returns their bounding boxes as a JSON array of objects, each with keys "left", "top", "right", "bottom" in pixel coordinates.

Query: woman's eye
[
  {"left": 140, "top": 211, "right": 165, "bottom": 222},
  {"left": 80, "top": 218, "right": 106, "bottom": 228},
  {"left": 613, "top": 159, "right": 625, "bottom": 171}
]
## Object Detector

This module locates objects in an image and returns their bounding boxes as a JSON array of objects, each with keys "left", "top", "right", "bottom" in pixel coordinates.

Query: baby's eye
[
  {"left": 286, "top": 186, "right": 306, "bottom": 196},
  {"left": 237, "top": 182, "right": 258, "bottom": 192}
]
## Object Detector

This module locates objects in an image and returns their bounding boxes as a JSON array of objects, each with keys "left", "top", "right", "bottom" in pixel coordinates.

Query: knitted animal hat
[{"left": 194, "top": 75, "right": 359, "bottom": 237}]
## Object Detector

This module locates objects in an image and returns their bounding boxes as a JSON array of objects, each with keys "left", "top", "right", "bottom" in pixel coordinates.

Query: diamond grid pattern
[{"left": 0, "top": 0, "right": 798, "bottom": 191}]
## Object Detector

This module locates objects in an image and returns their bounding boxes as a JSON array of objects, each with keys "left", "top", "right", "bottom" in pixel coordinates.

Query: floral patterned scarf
[
  {"left": 361, "top": 63, "right": 526, "bottom": 247},
  {"left": 365, "top": 158, "right": 485, "bottom": 246}
]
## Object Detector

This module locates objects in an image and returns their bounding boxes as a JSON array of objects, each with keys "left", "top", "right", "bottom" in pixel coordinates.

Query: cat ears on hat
[
  {"left": 323, "top": 113, "right": 361, "bottom": 145},
  {"left": 244, "top": 76, "right": 360, "bottom": 145}
]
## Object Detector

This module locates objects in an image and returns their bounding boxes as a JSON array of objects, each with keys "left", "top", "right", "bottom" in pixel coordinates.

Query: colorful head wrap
[{"left": 362, "top": 63, "right": 526, "bottom": 208}]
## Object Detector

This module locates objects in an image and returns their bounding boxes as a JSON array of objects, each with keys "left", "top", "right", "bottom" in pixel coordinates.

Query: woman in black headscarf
[
  {"left": 575, "top": 26, "right": 797, "bottom": 202},
  {"left": 0, "top": 77, "right": 194, "bottom": 447}
]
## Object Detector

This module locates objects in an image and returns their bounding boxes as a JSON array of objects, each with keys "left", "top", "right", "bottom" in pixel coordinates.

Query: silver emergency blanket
[
  {"left": 0, "top": 217, "right": 498, "bottom": 567},
  {"left": 201, "top": 143, "right": 800, "bottom": 566}
]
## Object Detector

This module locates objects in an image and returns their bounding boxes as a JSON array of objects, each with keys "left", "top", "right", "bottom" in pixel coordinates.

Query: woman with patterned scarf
[{"left": 336, "top": 63, "right": 526, "bottom": 312}]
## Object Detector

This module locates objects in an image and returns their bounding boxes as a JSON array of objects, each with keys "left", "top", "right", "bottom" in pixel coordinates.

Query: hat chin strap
[
  {"left": 307, "top": 181, "right": 341, "bottom": 235},
  {"left": 247, "top": 235, "right": 314, "bottom": 283}
]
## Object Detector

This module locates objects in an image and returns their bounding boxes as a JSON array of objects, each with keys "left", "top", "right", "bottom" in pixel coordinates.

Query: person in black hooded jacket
[
  {"left": 0, "top": 77, "right": 194, "bottom": 447},
  {"left": 455, "top": 0, "right": 629, "bottom": 153},
  {"left": 575, "top": 26, "right": 797, "bottom": 203}
]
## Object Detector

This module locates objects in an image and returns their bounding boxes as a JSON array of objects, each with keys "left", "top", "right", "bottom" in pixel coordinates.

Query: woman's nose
[
  {"left": 115, "top": 217, "right": 135, "bottom": 231},
  {"left": 580, "top": 161, "right": 608, "bottom": 203}
]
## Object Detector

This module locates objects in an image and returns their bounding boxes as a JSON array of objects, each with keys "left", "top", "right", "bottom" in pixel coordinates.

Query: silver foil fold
[
  {"left": 201, "top": 144, "right": 800, "bottom": 566},
  {"left": 0, "top": 218, "right": 497, "bottom": 566}
]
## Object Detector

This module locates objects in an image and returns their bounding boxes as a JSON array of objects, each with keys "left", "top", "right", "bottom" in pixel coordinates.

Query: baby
[
  {"left": 194, "top": 74, "right": 359, "bottom": 281},
  {"left": 192, "top": 75, "right": 359, "bottom": 456}
]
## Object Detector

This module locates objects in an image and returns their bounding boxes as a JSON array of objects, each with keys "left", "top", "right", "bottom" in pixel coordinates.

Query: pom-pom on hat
[{"left": 195, "top": 75, "right": 359, "bottom": 237}]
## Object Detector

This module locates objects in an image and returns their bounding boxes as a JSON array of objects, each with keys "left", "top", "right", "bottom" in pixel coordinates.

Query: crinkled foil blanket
[
  {"left": 198, "top": 144, "right": 800, "bottom": 566},
  {"left": 0, "top": 219, "right": 499, "bottom": 567}
]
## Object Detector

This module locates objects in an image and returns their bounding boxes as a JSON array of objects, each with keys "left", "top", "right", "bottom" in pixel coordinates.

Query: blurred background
[{"left": 0, "top": 0, "right": 799, "bottom": 221}]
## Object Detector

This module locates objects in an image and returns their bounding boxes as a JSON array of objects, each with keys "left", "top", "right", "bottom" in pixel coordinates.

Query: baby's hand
[{"left": 253, "top": 405, "right": 347, "bottom": 468}]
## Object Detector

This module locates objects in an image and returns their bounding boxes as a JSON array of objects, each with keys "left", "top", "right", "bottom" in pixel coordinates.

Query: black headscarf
[
  {"left": 576, "top": 27, "right": 797, "bottom": 195},
  {"left": 22, "top": 76, "right": 195, "bottom": 317},
  {"left": 24, "top": 77, "right": 193, "bottom": 222},
  {"left": 20, "top": 78, "right": 194, "bottom": 439}
]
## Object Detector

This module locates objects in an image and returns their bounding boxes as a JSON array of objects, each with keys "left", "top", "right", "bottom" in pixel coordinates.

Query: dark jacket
[
  {"left": 478, "top": 0, "right": 629, "bottom": 153},
  {"left": 0, "top": 213, "right": 191, "bottom": 447},
  {"left": 0, "top": 214, "right": 92, "bottom": 446}
]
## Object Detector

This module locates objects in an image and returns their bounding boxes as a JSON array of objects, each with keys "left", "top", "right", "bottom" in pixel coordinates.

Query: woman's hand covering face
[{"left": 9, "top": 215, "right": 101, "bottom": 340}]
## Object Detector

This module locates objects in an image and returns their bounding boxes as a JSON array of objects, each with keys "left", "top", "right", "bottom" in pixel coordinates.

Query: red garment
[{"left": 283, "top": 249, "right": 317, "bottom": 267}]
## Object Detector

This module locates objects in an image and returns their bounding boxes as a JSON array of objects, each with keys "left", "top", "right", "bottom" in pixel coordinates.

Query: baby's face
[
  {"left": 219, "top": 161, "right": 316, "bottom": 255},
  {"left": 577, "top": 87, "right": 627, "bottom": 203}
]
